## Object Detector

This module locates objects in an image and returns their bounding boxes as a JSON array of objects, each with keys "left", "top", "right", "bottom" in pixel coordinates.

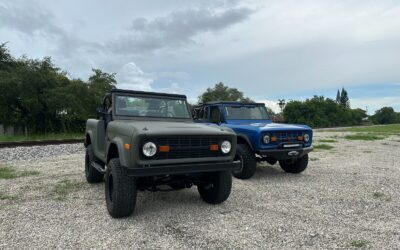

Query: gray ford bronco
[{"left": 84, "top": 89, "right": 240, "bottom": 218}]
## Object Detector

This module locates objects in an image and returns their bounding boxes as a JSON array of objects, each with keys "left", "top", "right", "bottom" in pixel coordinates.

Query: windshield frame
[
  {"left": 223, "top": 104, "right": 271, "bottom": 120},
  {"left": 112, "top": 93, "right": 192, "bottom": 121}
]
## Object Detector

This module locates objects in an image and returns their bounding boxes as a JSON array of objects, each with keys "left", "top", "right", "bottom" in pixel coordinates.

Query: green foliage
[
  {"left": 198, "top": 82, "right": 253, "bottom": 103},
  {"left": 0, "top": 166, "right": 39, "bottom": 179},
  {"left": 318, "top": 139, "right": 337, "bottom": 143},
  {"left": 370, "top": 107, "right": 399, "bottom": 124},
  {"left": 283, "top": 96, "right": 366, "bottom": 128},
  {"left": 0, "top": 44, "right": 116, "bottom": 134}
]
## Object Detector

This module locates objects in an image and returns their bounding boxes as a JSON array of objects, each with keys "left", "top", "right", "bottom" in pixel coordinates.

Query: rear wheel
[
  {"left": 279, "top": 154, "right": 309, "bottom": 174},
  {"left": 232, "top": 144, "right": 257, "bottom": 179},
  {"left": 198, "top": 171, "right": 232, "bottom": 204},
  {"left": 105, "top": 158, "right": 137, "bottom": 218},
  {"left": 85, "top": 145, "right": 103, "bottom": 183}
]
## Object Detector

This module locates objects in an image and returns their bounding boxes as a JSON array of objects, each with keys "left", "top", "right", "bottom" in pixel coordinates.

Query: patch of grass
[
  {"left": 310, "top": 157, "right": 319, "bottom": 161},
  {"left": 313, "top": 144, "right": 334, "bottom": 150},
  {"left": 50, "top": 180, "right": 84, "bottom": 201},
  {"left": 0, "top": 133, "right": 83, "bottom": 142},
  {"left": 363, "top": 150, "right": 372, "bottom": 153},
  {"left": 350, "top": 240, "right": 369, "bottom": 248},
  {"left": 373, "top": 192, "right": 385, "bottom": 198},
  {"left": 318, "top": 139, "right": 337, "bottom": 143},
  {"left": 337, "top": 124, "right": 400, "bottom": 134},
  {"left": 0, "top": 192, "right": 17, "bottom": 200},
  {"left": 0, "top": 166, "right": 40, "bottom": 179},
  {"left": 344, "top": 134, "right": 385, "bottom": 141}
]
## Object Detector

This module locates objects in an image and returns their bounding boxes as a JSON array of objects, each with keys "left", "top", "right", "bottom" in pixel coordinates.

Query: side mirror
[{"left": 96, "top": 107, "right": 105, "bottom": 119}]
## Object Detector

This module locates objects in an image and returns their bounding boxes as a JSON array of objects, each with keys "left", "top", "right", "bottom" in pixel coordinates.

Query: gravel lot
[{"left": 1, "top": 130, "right": 399, "bottom": 249}]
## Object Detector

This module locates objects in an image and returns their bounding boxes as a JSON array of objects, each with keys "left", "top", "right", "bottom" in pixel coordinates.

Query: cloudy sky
[{"left": 1, "top": 0, "right": 399, "bottom": 113}]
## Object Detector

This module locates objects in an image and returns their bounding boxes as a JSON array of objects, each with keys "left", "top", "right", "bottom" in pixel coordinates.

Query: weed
[
  {"left": 350, "top": 240, "right": 369, "bottom": 248},
  {"left": 0, "top": 166, "right": 39, "bottom": 179},
  {"left": 373, "top": 192, "right": 384, "bottom": 198},
  {"left": 50, "top": 180, "right": 84, "bottom": 201},
  {"left": 314, "top": 144, "right": 334, "bottom": 150},
  {"left": 0, "top": 192, "right": 17, "bottom": 200},
  {"left": 344, "top": 134, "right": 385, "bottom": 141},
  {"left": 318, "top": 139, "right": 337, "bottom": 143}
]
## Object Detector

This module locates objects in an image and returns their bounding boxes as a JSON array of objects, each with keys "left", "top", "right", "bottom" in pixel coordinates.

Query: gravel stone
[{"left": 1, "top": 131, "right": 399, "bottom": 249}]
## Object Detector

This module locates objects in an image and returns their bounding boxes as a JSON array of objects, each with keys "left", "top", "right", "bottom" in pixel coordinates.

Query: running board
[{"left": 91, "top": 162, "right": 106, "bottom": 174}]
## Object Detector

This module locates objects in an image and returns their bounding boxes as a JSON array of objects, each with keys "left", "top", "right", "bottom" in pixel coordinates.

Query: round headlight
[
  {"left": 263, "top": 135, "right": 270, "bottom": 144},
  {"left": 304, "top": 134, "right": 310, "bottom": 142},
  {"left": 142, "top": 142, "right": 157, "bottom": 157},
  {"left": 221, "top": 141, "right": 231, "bottom": 154}
]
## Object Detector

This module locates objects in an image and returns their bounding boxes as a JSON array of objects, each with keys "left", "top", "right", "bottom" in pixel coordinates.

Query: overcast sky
[{"left": 1, "top": 0, "right": 399, "bottom": 113}]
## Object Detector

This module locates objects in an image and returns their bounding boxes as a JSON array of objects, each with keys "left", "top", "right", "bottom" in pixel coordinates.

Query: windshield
[
  {"left": 114, "top": 95, "right": 190, "bottom": 119},
  {"left": 225, "top": 105, "right": 270, "bottom": 120}
]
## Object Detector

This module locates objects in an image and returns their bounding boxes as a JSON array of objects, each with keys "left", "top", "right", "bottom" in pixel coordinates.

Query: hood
[
  {"left": 112, "top": 120, "right": 234, "bottom": 136},
  {"left": 226, "top": 120, "right": 311, "bottom": 132}
]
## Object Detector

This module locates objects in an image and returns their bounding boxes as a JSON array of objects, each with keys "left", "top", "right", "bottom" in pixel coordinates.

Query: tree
[
  {"left": 336, "top": 89, "right": 341, "bottom": 104},
  {"left": 339, "top": 87, "right": 350, "bottom": 108},
  {"left": 371, "top": 107, "right": 397, "bottom": 124},
  {"left": 198, "top": 82, "right": 253, "bottom": 103}
]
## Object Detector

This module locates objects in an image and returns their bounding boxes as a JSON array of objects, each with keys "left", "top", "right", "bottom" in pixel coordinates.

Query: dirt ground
[{"left": 1, "top": 130, "right": 399, "bottom": 249}]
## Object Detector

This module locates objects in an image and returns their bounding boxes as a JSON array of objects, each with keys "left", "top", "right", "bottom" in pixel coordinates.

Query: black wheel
[
  {"left": 85, "top": 145, "right": 103, "bottom": 183},
  {"left": 105, "top": 158, "right": 137, "bottom": 218},
  {"left": 279, "top": 154, "right": 309, "bottom": 174},
  {"left": 198, "top": 171, "right": 232, "bottom": 204},
  {"left": 232, "top": 144, "right": 257, "bottom": 179}
]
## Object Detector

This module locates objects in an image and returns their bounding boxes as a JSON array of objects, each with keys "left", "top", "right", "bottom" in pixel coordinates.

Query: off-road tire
[
  {"left": 198, "top": 171, "right": 232, "bottom": 204},
  {"left": 279, "top": 154, "right": 309, "bottom": 174},
  {"left": 232, "top": 144, "right": 257, "bottom": 179},
  {"left": 105, "top": 158, "right": 137, "bottom": 218},
  {"left": 85, "top": 145, "right": 103, "bottom": 183}
]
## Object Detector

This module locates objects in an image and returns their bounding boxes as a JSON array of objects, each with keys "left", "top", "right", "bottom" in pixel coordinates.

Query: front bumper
[
  {"left": 125, "top": 160, "right": 241, "bottom": 177},
  {"left": 258, "top": 146, "right": 313, "bottom": 160}
]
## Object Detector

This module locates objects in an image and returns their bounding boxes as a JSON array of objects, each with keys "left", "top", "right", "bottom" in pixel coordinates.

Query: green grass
[
  {"left": 50, "top": 180, "right": 85, "bottom": 201},
  {"left": 0, "top": 192, "right": 17, "bottom": 200},
  {"left": 350, "top": 240, "right": 369, "bottom": 248},
  {"left": 344, "top": 134, "right": 385, "bottom": 141},
  {"left": 310, "top": 157, "right": 319, "bottom": 161},
  {"left": 337, "top": 124, "right": 400, "bottom": 134},
  {"left": 0, "top": 166, "right": 40, "bottom": 179},
  {"left": 373, "top": 192, "right": 385, "bottom": 198},
  {"left": 318, "top": 139, "right": 337, "bottom": 143},
  {"left": 313, "top": 144, "right": 334, "bottom": 150},
  {"left": 0, "top": 133, "right": 83, "bottom": 142}
]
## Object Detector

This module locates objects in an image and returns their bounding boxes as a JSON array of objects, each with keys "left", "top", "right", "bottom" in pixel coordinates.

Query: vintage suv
[
  {"left": 192, "top": 102, "right": 313, "bottom": 179},
  {"left": 85, "top": 89, "right": 240, "bottom": 218}
]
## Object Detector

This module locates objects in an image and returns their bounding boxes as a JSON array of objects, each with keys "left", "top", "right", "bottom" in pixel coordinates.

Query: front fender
[{"left": 107, "top": 137, "right": 130, "bottom": 167}]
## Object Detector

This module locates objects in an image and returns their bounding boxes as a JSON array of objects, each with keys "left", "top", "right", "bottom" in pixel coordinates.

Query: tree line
[
  {"left": 1, "top": 43, "right": 399, "bottom": 134},
  {"left": 0, "top": 43, "right": 115, "bottom": 134}
]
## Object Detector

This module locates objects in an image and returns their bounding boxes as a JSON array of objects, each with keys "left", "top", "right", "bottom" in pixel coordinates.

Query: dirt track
[{"left": 1, "top": 130, "right": 399, "bottom": 249}]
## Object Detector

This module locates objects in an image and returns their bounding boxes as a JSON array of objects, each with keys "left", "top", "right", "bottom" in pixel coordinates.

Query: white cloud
[
  {"left": 116, "top": 62, "right": 154, "bottom": 91},
  {"left": 256, "top": 99, "right": 281, "bottom": 113}
]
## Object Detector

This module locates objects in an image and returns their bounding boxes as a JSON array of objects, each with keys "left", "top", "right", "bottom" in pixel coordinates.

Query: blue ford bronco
[{"left": 192, "top": 102, "right": 313, "bottom": 179}]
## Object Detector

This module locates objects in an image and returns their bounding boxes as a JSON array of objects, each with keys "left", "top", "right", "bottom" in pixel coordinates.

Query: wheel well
[
  {"left": 237, "top": 135, "right": 253, "bottom": 150},
  {"left": 85, "top": 134, "right": 91, "bottom": 147},
  {"left": 107, "top": 143, "right": 119, "bottom": 163}
]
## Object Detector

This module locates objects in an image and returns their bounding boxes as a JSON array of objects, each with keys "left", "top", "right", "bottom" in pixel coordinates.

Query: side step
[{"left": 91, "top": 162, "right": 106, "bottom": 174}]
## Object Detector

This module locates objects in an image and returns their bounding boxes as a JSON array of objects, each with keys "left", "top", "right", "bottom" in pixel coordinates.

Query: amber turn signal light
[
  {"left": 271, "top": 136, "right": 277, "bottom": 142},
  {"left": 210, "top": 144, "right": 219, "bottom": 151},
  {"left": 124, "top": 143, "right": 130, "bottom": 150},
  {"left": 159, "top": 145, "right": 170, "bottom": 152},
  {"left": 297, "top": 136, "right": 304, "bottom": 141}
]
